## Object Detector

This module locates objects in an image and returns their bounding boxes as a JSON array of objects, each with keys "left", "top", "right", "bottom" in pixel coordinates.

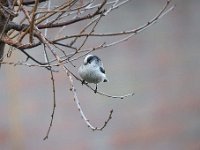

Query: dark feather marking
[
  {"left": 100, "top": 67, "right": 105, "bottom": 74},
  {"left": 86, "top": 55, "right": 101, "bottom": 64}
]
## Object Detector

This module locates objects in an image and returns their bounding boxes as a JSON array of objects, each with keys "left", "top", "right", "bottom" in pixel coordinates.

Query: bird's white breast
[{"left": 78, "top": 64, "right": 106, "bottom": 84}]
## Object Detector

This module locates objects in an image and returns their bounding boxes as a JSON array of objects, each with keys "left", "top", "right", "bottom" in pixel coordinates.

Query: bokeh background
[{"left": 0, "top": 0, "right": 200, "bottom": 149}]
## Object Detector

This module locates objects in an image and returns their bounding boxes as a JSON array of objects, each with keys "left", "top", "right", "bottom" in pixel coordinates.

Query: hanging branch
[
  {"left": 43, "top": 1, "right": 57, "bottom": 140},
  {"left": 64, "top": 66, "right": 113, "bottom": 131},
  {"left": 43, "top": 45, "right": 57, "bottom": 140}
]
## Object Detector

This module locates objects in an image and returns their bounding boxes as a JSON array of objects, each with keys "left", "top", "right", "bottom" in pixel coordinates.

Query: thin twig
[
  {"left": 43, "top": 62, "right": 56, "bottom": 140},
  {"left": 43, "top": 2, "right": 57, "bottom": 138},
  {"left": 29, "top": 0, "right": 39, "bottom": 43},
  {"left": 53, "top": 2, "right": 174, "bottom": 42}
]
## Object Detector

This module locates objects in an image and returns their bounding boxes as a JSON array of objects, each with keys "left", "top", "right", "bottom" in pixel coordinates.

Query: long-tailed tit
[{"left": 78, "top": 54, "right": 108, "bottom": 93}]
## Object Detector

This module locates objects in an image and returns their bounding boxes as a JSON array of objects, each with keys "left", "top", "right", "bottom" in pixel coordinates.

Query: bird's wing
[{"left": 100, "top": 66, "right": 105, "bottom": 74}]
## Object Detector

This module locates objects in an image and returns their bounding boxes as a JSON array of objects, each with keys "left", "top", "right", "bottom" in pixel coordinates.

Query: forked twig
[{"left": 64, "top": 66, "right": 113, "bottom": 131}]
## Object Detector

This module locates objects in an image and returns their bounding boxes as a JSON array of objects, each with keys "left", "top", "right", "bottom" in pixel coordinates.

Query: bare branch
[
  {"left": 64, "top": 65, "right": 113, "bottom": 131},
  {"left": 53, "top": 1, "right": 174, "bottom": 42},
  {"left": 0, "top": 0, "right": 175, "bottom": 139},
  {"left": 29, "top": 0, "right": 39, "bottom": 43},
  {"left": 43, "top": 46, "right": 56, "bottom": 140}
]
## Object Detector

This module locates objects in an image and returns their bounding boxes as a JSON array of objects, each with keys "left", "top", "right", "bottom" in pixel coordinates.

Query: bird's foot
[
  {"left": 81, "top": 80, "right": 85, "bottom": 85},
  {"left": 94, "top": 84, "right": 98, "bottom": 93}
]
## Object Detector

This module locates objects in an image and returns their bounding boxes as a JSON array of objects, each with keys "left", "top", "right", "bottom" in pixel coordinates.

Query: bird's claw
[
  {"left": 81, "top": 80, "right": 85, "bottom": 85},
  {"left": 94, "top": 84, "right": 97, "bottom": 93}
]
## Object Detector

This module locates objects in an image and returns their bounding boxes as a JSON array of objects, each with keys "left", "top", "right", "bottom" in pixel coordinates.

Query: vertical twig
[
  {"left": 43, "top": 0, "right": 57, "bottom": 140},
  {"left": 43, "top": 45, "right": 56, "bottom": 140}
]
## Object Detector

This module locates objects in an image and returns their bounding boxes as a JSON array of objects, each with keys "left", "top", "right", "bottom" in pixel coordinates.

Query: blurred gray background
[{"left": 0, "top": 0, "right": 200, "bottom": 150}]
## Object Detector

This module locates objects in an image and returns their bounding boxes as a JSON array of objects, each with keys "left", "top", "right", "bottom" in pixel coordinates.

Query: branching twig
[
  {"left": 53, "top": 1, "right": 174, "bottom": 44},
  {"left": 64, "top": 65, "right": 113, "bottom": 131},
  {"left": 0, "top": 0, "right": 175, "bottom": 139}
]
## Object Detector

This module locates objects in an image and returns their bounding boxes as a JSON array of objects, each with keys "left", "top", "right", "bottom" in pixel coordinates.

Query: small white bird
[{"left": 78, "top": 54, "right": 108, "bottom": 93}]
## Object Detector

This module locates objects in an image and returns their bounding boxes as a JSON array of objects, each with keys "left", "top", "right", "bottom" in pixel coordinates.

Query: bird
[{"left": 78, "top": 54, "right": 108, "bottom": 93}]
